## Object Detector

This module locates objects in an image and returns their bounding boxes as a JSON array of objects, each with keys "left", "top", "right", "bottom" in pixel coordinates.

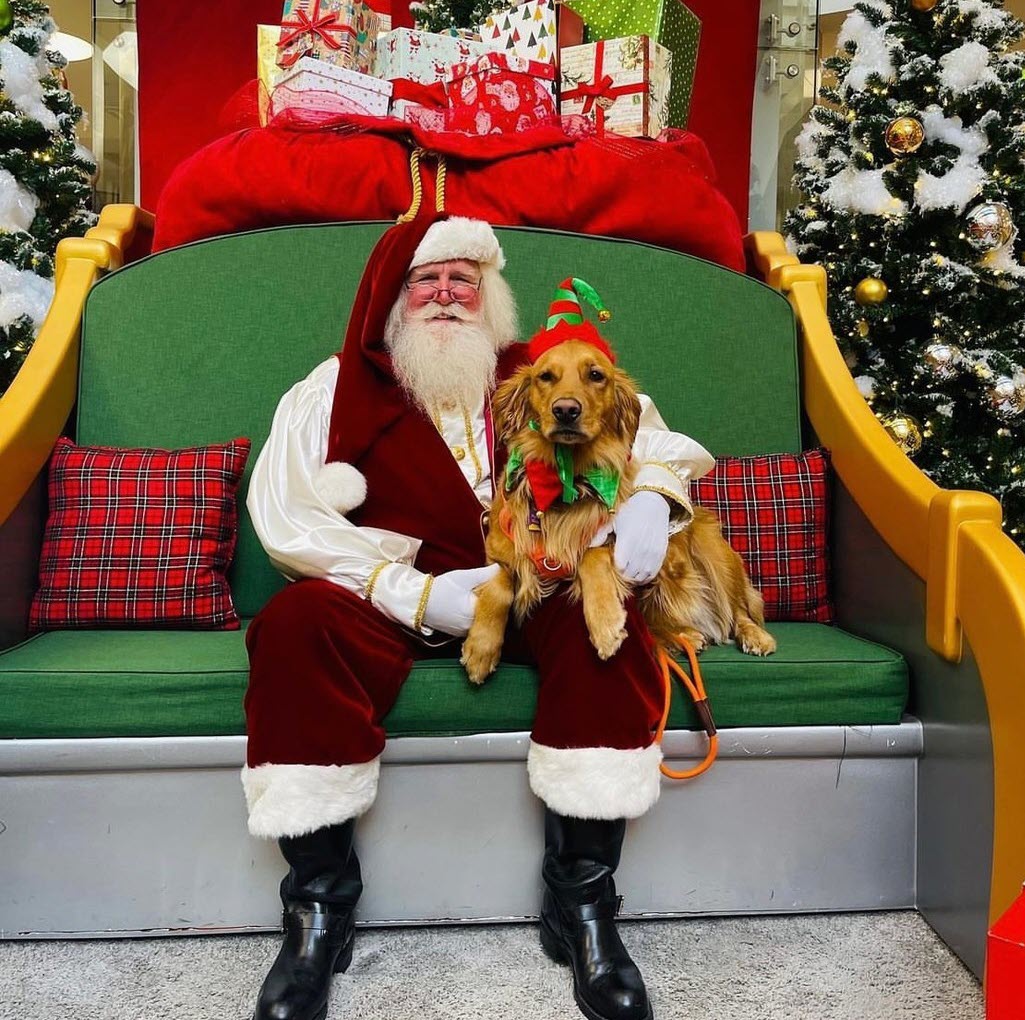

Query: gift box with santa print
[
  {"left": 566, "top": 0, "right": 699, "bottom": 127},
  {"left": 559, "top": 35, "right": 671, "bottom": 139},
  {"left": 375, "top": 26, "right": 490, "bottom": 123},
  {"left": 276, "top": 0, "right": 381, "bottom": 74},
  {"left": 444, "top": 51, "right": 557, "bottom": 134}
]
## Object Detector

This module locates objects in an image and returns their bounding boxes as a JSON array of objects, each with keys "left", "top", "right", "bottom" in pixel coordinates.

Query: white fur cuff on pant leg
[
  {"left": 241, "top": 759, "right": 380, "bottom": 839},
  {"left": 527, "top": 742, "right": 663, "bottom": 820}
]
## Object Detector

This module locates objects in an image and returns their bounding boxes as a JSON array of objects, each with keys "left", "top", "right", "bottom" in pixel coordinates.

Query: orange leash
[{"left": 654, "top": 635, "right": 718, "bottom": 780}]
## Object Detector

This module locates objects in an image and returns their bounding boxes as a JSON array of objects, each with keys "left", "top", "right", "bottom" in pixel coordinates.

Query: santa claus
[{"left": 243, "top": 215, "right": 714, "bottom": 1020}]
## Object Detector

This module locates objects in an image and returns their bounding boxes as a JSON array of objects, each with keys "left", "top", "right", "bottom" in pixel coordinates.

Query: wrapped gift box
[
  {"left": 258, "top": 24, "right": 284, "bottom": 125},
  {"left": 272, "top": 55, "right": 393, "bottom": 119},
  {"left": 277, "top": 0, "right": 380, "bottom": 74},
  {"left": 566, "top": 0, "right": 699, "bottom": 127},
  {"left": 445, "top": 52, "right": 557, "bottom": 135},
  {"left": 559, "top": 35, "right": 671, "bottom": 138},
  {"left": 375, "top": 27, "right": 490, "bottom": 123},
  {"left": 478, "top": 0, "right": 557, "bottom": 64}
]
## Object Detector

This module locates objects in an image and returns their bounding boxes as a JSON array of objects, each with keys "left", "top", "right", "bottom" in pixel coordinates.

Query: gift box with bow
[
  {"left": 566, "top": 0, "right": 698, "bottom": 127},
  {"left": 559, "top": 35, "right": 671, "bottom": 138},
  {"left": 271, "top": 55, "right": 393, "bottom": 121},
  {"left": 276, "top": 0, "right": 380, "bottom": 74},
  {"left": 444, "top": 51, "right": 557, "bottom": 135},
  {"left": 375, "top": 27, "right": 490, "bottom": 123}
]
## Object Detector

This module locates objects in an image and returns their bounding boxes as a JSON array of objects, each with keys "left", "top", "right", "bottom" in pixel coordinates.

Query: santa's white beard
[{"left": 385, "top": 303, "right": 498, "bottom": 410}]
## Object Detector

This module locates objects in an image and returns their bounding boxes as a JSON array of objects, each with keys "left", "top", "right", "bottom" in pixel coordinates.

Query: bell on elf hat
[{"left": 527, "top": 277, "right": 615, "bottom": 364}]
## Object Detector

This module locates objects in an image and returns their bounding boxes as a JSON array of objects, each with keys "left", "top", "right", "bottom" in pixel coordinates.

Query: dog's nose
[{"left": 552, "top": 399, "right": 582, "bottom": 425}]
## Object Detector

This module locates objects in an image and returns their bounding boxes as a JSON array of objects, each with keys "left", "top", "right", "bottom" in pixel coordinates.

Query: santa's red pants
[{"left": 242, "top": 579, "right": 665, "bottom": 838}]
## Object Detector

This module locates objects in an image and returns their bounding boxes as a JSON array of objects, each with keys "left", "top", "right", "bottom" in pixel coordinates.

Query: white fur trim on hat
[
  {"left": 527, "top": 741, "right": 663, "bottom": 820},
  {"left": 410, "top": 217, "right": 506, "bottom": 271},
  {"left": 242, "top": 760, "right": 380, "bottom": 839},
  {"left": 315, "top": 462, "right": 367, "bottom": 515}
]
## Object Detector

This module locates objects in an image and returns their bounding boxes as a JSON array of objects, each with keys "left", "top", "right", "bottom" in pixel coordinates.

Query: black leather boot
[
  {"left": 253, "top": 820, "right": 363, "bottom": 1020},
  {"left": 539, "top": 810, "right": 652, "bottom": 1020}
]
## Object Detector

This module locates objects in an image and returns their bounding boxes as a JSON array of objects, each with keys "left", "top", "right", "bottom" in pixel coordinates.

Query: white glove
[
  {"left": 421, "top": 564, "right": 501, "bottom": 637},
  {"left": 613, "top": 491, "right": 671, "bottom": 584}
]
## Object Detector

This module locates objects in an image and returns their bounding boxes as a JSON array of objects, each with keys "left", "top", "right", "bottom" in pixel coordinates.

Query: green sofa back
[{"left": 78, "top": 223, "right": 801, "bottom": 618}]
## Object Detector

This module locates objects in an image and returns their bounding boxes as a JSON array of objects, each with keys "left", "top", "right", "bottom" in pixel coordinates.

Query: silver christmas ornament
[
  {"left": 965, "top": 203, "right": 1016, "bottom": 253},
  {"left": 923, "top": 342, "right": 961, "bottom": 381},
  {"left": 987, "top": 376, "right": 1025, "bottom": 421}
]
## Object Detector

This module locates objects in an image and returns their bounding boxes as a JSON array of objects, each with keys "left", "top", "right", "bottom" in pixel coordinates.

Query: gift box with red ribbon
[
  {"left": 276, "top": 0, "right": 380, "bottom": 74},
  {"left": 375, "top": 27, "right": 490, "bottom": 124},
  {"left": 444, "top": 52, "right": 557, "bottom": 136},
  {"left": 559, "top": 35, "right": 671, "bottom": 139}
]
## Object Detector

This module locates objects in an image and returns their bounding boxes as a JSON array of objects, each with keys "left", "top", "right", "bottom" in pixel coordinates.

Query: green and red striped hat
[{"left": 527, "top": 277, "right": 615, "bottom": 364}]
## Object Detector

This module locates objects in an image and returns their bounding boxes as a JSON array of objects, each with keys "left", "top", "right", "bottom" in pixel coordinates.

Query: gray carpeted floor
[{"left": 0, "top": 911, "right": 982, "bottom": 1020}]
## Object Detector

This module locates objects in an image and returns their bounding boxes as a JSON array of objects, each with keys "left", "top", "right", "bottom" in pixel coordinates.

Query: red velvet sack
[{"left": 151, "top": 117, "right": 745, "bottom": 271}]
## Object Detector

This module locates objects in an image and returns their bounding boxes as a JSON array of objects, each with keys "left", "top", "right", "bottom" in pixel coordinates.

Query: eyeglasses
[{"left": 405, "top": 278, "right": 482, "bottom": 303}]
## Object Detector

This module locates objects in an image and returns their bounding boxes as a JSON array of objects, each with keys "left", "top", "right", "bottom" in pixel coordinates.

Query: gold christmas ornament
[
  {"left": 885, "top": 116, "right": 925, "bottom": 156},
  {"left": 923, "top": 342, "right": 961, "bottom": 381},
  {"left": 855, "top": 277, "right": 889, "bottom": 305},
  {"left": 965, "top": 202, "right": 1015, "bottom": 253},
  {"left": 882, "top": 413, "right": 923, "bottom": 457},
  {"left": 987, "top": 377, "right": 1025, "bottom": 421},
  {"left": 910, "top": 0, "right": 938, "bottom": 11},
  {"left": 857, "top": 319, "right": 870, "bottom": 338}
]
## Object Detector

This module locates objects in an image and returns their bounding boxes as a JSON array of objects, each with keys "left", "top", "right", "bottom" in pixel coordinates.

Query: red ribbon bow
[
  {"left": 561, "top": 40, "right": 649, "bottom": 137},
  {"left": 278, "top": 1, "right": 355, "bottom": 66},
  {"left": 389, "top": 77, "right": 448, "bottom": 109}
]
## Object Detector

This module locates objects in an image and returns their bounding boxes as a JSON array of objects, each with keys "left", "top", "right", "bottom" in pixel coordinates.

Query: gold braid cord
[{"left": 396, "top": 148, "right": 447, "bottom": 223}]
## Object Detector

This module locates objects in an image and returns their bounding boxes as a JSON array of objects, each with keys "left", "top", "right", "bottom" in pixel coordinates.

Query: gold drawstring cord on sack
[{"left": 396, "top": 147, "right": 448, "bottom": 223}]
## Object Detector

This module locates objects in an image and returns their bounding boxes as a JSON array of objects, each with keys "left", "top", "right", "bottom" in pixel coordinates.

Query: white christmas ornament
[
  {"left": 0, "top": 39, "right": 60, "bottom": 132},
  {"left": 0, "top": 261, "right": 55, "bottom": 331},
  {"left": 838, "top": 6, "right": 896, "bottom": 93},
  {"left": 0, "top": 169, "right": 39, "bottom": 232},
  {"left": 939, "top": 41, "right": 998, "bottom": 92}
]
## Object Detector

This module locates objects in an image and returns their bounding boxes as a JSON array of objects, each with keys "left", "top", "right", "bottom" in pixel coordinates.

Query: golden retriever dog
[{"left": 460, "top": 339, "right": 776, "bottom": 684}]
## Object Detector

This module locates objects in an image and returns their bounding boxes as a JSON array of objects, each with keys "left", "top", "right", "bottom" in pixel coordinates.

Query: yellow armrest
[
  {"left": 746, "top": 231, "right": 1025, "bottom": 924},
  {"left": 0, "top": 205, "right": 153, "bottom": 526}
]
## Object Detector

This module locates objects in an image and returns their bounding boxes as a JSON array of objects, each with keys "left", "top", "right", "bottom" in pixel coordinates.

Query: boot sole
[{"left": 538, "top": 918, "right": 653, "bottom": 1020}]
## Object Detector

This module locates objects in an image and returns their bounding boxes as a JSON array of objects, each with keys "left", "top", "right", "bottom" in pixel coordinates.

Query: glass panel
[
  {"left": 749, "top": 0, "right": 819, "bottom": 232},
  {"left": 91, "top": 0, "right": 137, "bottom": 207}
]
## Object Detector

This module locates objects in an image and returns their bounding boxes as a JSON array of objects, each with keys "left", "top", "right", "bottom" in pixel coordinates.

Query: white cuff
[
  {"left": 367, "top": 562, "right": 435, "bottom": 635},
  {"left": 242, "top": 760, "right": 380, "bottom": 839},
  {"left": 633, "top": 462, "right": 695, "bottom": 528},
  {"left": 527, "top": 741, "right": 663, "bottom": 820}
]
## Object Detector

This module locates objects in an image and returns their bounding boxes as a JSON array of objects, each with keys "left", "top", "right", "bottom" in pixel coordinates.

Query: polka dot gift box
[{"left": 566, "top": 0, "right": 701, "bottom": 128}]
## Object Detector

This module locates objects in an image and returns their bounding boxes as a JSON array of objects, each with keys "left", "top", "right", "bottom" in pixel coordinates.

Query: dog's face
[{"left": 494, "top": 341, "right": 642, "bottom": 449}]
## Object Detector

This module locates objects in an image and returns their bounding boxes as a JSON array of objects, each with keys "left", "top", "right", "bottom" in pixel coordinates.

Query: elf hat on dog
[{"left": 527, "top": 277, "right": 615, "bottom": 364}]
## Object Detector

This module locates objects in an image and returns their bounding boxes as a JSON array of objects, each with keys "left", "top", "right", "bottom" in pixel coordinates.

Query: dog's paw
[
  {"left": 739, "top": 628, "right": 776, "bottom": 657},
  {"left": 678, "top": 628, "right": 708, "bottom": 654},
  {"left": 460, "top": 637, "right": 502, "bottom": 685},
  {"left": 590, "top": 621, "right": 628, "bottom": 661}
]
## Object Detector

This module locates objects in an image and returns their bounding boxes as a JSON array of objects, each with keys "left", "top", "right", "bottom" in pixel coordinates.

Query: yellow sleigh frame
[{"left": 2, "top": 206, "right": 1024, "bottom": 938}]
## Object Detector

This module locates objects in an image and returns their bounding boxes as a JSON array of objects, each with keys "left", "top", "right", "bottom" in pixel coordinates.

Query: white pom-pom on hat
[
  {"left": 410, "top": 217, "right": 505, "bottom": 271},
  {"left": 314, "top": 462, "right": 367, "bottom": 515}
]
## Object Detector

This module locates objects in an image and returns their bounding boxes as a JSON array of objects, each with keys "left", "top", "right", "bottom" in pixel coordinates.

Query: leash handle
[{"left": 655, "top": 635, "right": 718, "bottom": 780}]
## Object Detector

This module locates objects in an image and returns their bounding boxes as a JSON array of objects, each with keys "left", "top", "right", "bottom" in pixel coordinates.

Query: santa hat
[
  {"left": 315, "top": 215, "right": 514, "bottom": 515},
  {"left": 527, "top": 277, "right": 615, "bottom": 364}
]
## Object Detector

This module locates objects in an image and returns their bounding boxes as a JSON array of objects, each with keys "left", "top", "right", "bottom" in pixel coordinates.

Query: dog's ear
[
  {"left": 493, "top": 365, "right": 534, "bottom": 441},
  {"left": 611, "top": 370, "right": 642, "bottom": 448}
]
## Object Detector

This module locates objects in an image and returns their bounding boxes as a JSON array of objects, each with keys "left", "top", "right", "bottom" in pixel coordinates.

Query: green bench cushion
[{"left": 0, "top": 623, "right": 908, "bottom": 740}]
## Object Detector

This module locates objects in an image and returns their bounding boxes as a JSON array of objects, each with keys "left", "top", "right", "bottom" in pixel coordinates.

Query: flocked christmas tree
[
  {"left": 785, "top": 0, "right": 1025, "bottom": 544},
  {"left": 408, "top": 0, "right": 513, "bottom": 33},
  {"left": 0, "top": 0, "right": 95, "bottom": 394}
]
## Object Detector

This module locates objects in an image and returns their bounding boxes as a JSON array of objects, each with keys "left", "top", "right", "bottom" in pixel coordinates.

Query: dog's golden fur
[{"left": 461, "top": 340, "right": 776, "bottom": 684}]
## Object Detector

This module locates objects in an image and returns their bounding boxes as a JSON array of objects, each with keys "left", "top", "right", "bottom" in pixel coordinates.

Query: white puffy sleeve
[
  {"left": 630, "top": 394, "right": 716, "bottom": 527},
  {"left": 246, "top": 357, "right": 434, "bottom": 632}
]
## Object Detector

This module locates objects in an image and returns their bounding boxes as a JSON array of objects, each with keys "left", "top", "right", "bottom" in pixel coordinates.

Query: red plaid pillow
[
  {"left": 30, "top": 437, "right": 251, "bottom": 631},
  {"left": 692, "top": 449, "right": 832, "bottom": 623}
]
